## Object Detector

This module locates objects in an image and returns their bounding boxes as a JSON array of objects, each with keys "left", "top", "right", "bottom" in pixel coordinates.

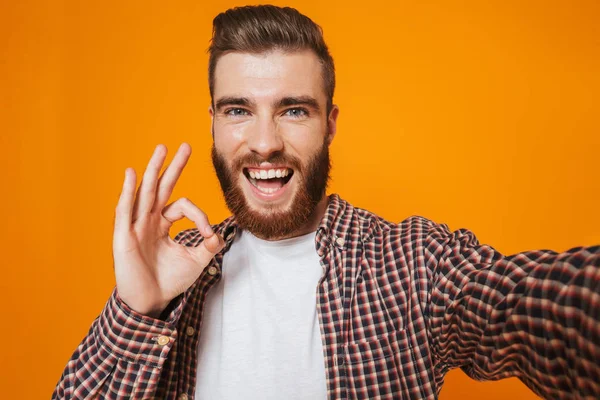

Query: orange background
[{"left": 1, "top": 0, "right": 599, "bottom": 398}]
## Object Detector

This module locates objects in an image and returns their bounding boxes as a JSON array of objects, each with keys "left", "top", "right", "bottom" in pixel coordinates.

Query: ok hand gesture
[{"left": 112, "top": 143, "right": 224, "bottom": 318}]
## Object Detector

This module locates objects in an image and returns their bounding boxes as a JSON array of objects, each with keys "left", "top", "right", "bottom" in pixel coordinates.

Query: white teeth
[
  {"left": 250, "top": 179, "right": 278, "bottom": 194},
  {"left": 248, "top": 168, "right": 291, "bottom": 180},
  {"left": 257, "top": 187, "right": 277, "bottom": 194},
  {"left": 248, "top": 169, "right": 291, "bottom": 194}
]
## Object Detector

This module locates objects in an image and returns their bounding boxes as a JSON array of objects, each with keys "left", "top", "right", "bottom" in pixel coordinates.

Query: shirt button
[
  {"left": 178, "top": 394, "right": 189, "bottom": 400},
  {"left": 335, "top": 237, "right": 345, "bottom": 247},
  {"left": 156, "top": 335, "right": 170, "bottom": 346},
  {"left": 336, "top": 355, "right": 345, "bottom": 366},
  {"left": 207, "top": 266, "right": 219, "bottom": 276},
  {"left": 185, "top": 326, "right": 195, "bottom": 336}
]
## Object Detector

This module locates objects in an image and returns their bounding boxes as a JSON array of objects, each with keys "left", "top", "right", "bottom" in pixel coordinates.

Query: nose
[{"left": 246, "top": 115, "right": 284, "bottom": 159}]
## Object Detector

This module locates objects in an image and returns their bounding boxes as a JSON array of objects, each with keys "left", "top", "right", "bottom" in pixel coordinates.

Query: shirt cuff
[{"left": 93, "top": 287, "right": 181, "bottom": 368}]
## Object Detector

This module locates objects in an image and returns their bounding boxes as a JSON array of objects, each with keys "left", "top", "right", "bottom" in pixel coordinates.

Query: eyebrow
[
  {"left": 276, "top": 96, "right": 321, "bottom": 112},
  {"left": 214, "top": 97, "right": 254, "bottom": 112},
  {"left": 214, "top": 95, "right": 321, "bottom": 113}
]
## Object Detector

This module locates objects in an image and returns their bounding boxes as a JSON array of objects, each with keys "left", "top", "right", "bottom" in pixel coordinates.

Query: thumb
[
  {"left": 203, "top": 232, "right": 225, "bottom": 254},
  {"left": 190, "top": 232, "right": 225, "bottom": 265}
]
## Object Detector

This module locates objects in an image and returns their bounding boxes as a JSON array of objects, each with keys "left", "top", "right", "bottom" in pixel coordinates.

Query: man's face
[{"left": 210, "top": 49, "right": 338, "bottom": 239}]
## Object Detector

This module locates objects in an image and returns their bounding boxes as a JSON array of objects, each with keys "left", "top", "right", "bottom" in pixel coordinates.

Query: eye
[
  {"left": 224, "top": 108, "right": 250, "bottom": 117},
  {"left": 283, "top": 108, "right": 309, "bottom": 118}
]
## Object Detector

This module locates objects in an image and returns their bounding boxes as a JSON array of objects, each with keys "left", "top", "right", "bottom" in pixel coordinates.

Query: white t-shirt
[{"left": 195, "top": 229, "right": 327, "bottom": 399}]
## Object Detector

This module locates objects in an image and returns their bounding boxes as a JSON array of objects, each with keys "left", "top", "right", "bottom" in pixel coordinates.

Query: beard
[{"left": 211, "top": 140, "right": 331, "bottom": 240}]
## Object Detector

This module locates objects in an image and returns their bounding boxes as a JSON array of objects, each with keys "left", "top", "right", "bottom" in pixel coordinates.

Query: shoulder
[{"left": 352, "top": 204, "right": 442, "bottom": 240}]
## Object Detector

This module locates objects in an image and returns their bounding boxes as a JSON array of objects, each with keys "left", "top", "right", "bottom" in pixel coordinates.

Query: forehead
[{"left": 213, "top": 50, "right": 326, "bottom": 103}]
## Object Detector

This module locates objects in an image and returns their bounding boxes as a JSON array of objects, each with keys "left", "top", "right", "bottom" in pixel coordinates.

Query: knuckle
[{"left": 181, "top": 197, "right": 198, "bottom": 210}]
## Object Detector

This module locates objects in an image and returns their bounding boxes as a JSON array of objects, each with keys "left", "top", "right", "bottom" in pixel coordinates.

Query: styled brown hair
[{"left": 208, "top": 5, "right": 335, "bottom": 113}]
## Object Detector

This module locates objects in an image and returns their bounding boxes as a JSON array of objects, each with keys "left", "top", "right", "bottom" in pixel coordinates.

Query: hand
[{"left": 112, "top": 143, "right": 224, "bottom": 318}]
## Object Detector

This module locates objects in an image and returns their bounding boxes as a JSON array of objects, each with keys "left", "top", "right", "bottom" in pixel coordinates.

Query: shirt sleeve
[
  {"left": 51, "top": 287, "right": 184, "bottom": 399},
  {"left": 424, "top": 222, "right": 600, "bottom": 399},
  {"left": 51, "top": 228, "right": 201, "bottom": 400}
]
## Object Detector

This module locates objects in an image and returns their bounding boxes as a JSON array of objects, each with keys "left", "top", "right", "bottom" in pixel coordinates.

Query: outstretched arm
[{"left": 424, "top": 222, "right": 599, "bottom": 399}]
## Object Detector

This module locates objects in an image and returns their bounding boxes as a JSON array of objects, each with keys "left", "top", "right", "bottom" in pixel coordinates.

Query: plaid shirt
[{"left": 53, "top": 194, "right": 600, "bottom": 399}]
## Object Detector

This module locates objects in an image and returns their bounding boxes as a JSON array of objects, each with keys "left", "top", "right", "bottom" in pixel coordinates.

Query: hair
[{"left": 208, "top": 5, "right": 335, "bottom": 113}]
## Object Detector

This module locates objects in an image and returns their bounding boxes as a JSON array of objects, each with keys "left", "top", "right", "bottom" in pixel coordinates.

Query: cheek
[
  {"left": 214, "top": 121, "right": 248, "bottom": 154},
  {"left": 279, "top": 121, "right": 326, "bottom": 156}
]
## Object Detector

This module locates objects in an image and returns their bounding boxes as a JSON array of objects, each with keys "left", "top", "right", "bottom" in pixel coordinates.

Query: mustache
[{"left": 231, "top": 152, "right": 303, "bottom": 172}]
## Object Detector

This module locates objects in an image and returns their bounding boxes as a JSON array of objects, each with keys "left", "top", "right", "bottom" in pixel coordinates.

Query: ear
[
  {"left": 208, "top": 105, "right": 215, "bottom": 139},
  {"left": 326, "top": 104, "right": 340, "bottom": 145}
]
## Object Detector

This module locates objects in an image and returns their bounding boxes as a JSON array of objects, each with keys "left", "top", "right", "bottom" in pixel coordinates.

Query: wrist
[{"left": 118, "top": 292, "right": 170, "bottom": 319}]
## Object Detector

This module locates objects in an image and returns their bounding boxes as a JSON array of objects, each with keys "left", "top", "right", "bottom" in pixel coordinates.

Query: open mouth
[{"left": 243, "top": 167, "right": 294, "bottom": 195}]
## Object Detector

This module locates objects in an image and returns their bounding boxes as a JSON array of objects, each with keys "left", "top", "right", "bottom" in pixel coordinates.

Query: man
[{"left": 53, "top": 5, "right": 599, "bottom": 400}]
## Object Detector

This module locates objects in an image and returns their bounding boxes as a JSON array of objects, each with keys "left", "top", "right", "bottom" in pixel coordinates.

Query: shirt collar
[
  {"left": 315, "top": 193, "right": 356, "bottom": 257},
  {"left": 215, "top": 193, "right": 357, "bottom": 257}
]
